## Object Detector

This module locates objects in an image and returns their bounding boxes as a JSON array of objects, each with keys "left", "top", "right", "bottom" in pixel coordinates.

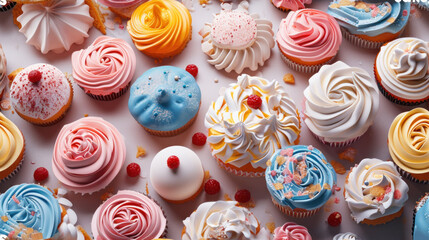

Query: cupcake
[
  {"left": 273, "top": 222, "right": 312, "bottom": 239},
  {"left": 413, "top": 193, "right": 429, "bottom": 240},
  {"left": 199, "top": 1, "right": 275, "bottom": 73},
  {"left": 150, "top": 146, "right": 204, "bottom": 203},
  {"left": 334, "top": 232, "right": 360, "bottom": 240},
  {"left": 98, "top": 0, "right": 147, "bottom": 18},
  {"left": 0, "top": 1, "right": 16, "bottom": 11},
  {"left": 127, "top": 0, "right": 192, "bottom": 59},
  {"left": 388, "top": 108, "right": 429, "bottom": 183},
  {"left": 10, "top": 63, "right": 73, "bottom": 126},
  {"left": 0, "top": 44, "right": 6, "bottom": 99},
  {"left": 205, "top": 74, "right": 301, "bottom": 177},
  {"left": 72, "top": 36, "right": 136, "bottom": 101},
  {"left": 182, "top": 201, "right": 270, "bottom": 239},
  {"left": 374, "top": 37, "right": 429, "bottom": 105},
  {"left": 128, "top": 66, "right": 201, "bottom": 137},
  {"left": 303, "top": 61, "right": 379, "bottom": 147},
  {"left": 0, "top": 113, "right": 25, "bottom": 183},
  {"left": 271, "top": 0, "right": 311, "bottom": 11},
  {"left": 344, "top": 158, "right": 409, "bottom": 225},
  {"left": 0, "top": 184, "right": 90, "bottom": 239},
  {"left": 266, "top": 145, "right": 336, "bottom": 217},
  {"left": 52, "top": 117, "right": 126, "bottom": 194},
  {"left": 328, "top": 1, "right": 410, "bottom": 49},
  {"left": 92, "top": 190, "right": 167, "bottom": 239},
  {"left": 277, "top": 8, "right": 342, "bottom": 73}
]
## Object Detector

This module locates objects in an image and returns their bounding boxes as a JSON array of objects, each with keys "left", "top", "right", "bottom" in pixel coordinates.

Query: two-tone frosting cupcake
[{"left": 0, "top": 113, "right": 24, "bottom": 183}]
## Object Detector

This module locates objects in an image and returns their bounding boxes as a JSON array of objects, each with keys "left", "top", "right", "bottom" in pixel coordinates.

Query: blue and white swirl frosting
[
  {"left": 0, "top": 184, "right": 62, "bottom": 239},
  {"left": 327, "top": 0, "right": 410, "bottom": 37},
  {"left": 265, "top": 145, "right": 336, "bottom": 211},
  {"left": 128, "top": 66, "right": 201, "bottom": 132}
]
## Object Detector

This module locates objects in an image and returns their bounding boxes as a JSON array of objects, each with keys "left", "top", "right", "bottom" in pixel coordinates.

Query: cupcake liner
[
  {"left": 280, "top": 52, "right": 336, "bottom": 73},
  {"left": 342, "top": 28, "right": 384, "bottom": 49},
  {"left": 309, "top": 128, "right": 361, "bottom": 148},
  {"left": 0, "top": 1, "right": 16, "bottom": 12},
  {"left": 214, "top": 155, "right": 264, "bottom": 177},
  {"left": 271, "top": 197, "right": 320, "bottom": 218},
  {"left": 85, "top": 82, "right": 131, "bottom": 101},
  {"left": 374, "top": 75, "right": 427, "bottom": 106},
  {"left": 412, "top": 194, "right": 429, "bottom": 238},
  {"left": 394, "top": 164, "right": 429, "bottom": 184},
  {"left": 0, "top": 141, "right": 25, "bottom": 183}
]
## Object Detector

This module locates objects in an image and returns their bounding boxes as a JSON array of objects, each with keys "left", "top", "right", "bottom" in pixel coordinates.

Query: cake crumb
[
  {"left": 84, "top": 114, "right": 89, "bottom": 117},
  {"left": 266, "top": 222, "right": 276, "bottom": 234},
  {"left": 146, "top": 182, "right": 149, "bottom": 195},
  {"left": 238, "top": 199, "right": 255, "bottom": 208},
  {"left": 224, "top": 193, "right": 232, "bottom": 201},
  {"left": 100, "top": 191, "right": 113, "bottom": 201},
  {"left": 338, "top": 147, "right": 357, "bottom": 162},
  {"left": 0, "top": 99, "right": 11, "bottom": 111},
  {"left": 11, "top": 111, "right": 14, "bottom": 114},
  {"left": 283, "top": 73, "right": 295, "bottom": 84},
  {"left": 113, "top": 16, "right": 122, "bottom": 24},
  {"left": 331, "top": 160, "right": 346, "bottom": 175},
  {"left": 387, "top": 17, "right": 395, "bottom": 23},
  {"left": 214, "top": 78, "right": 219, "bottom": 83},
  {"left": 204, "top": 170, "right": 211, "bottom": 181},
  {"left": 136, "top": 146, "right": 146, "bottom": 158}
]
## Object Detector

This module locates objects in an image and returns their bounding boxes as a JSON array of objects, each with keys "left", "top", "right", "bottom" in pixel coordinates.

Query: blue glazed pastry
[
  {"left": 328, "top": 0, "right": 410, "bottom": 48},
  {"left": 128, "top": 66, "right": 201, "bottom": 136},
  {"left": 413, "top": 193, "right": 429, "bottom": 240},
  {"left": 265, "top": 145, "right": 336, "bottom": 217}
]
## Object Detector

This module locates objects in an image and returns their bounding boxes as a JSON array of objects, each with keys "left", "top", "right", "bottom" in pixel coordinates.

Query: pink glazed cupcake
[
  {"left": 52, "top": 116, "right": 126, "bottom": 194},
  {"left": 72, "top": 36, "right": 136, "bottom": 101},
  {"left": 273, "top": 222, "right": 312, "bottom": 239}
]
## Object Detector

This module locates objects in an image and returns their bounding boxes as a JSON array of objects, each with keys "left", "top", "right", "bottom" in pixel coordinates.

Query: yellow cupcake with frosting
[
  {"left": 0, "top": 113, "right": 24, "bottom": 182},
  {"left": 127, "top": 0, "right": 192, "bottom": 59}
]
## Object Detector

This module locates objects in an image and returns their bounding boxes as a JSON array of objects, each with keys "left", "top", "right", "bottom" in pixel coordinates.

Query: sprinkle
[
  {"left": 281, "top": 148, "right": 294, "bottom": 157},
  {"left": 270, "top": 170, "right": 277, "bottom": 177},
  {"left": 276, "top": 156, "right": 286, "bottom": 165},
  {"left": 283, "top": 73, "right": 295, "bottom": 84},
  {"left": 266, "top": 160, "right": 272, "bottom": 167},
  {"left": 1, "top": 216, "right": 8, "bottom": 222},
  {"left": 284, "top": 191, "right": 293, "bottom": 199},
  {"left": 84, "top": 114, "right": 89, "bottom": 117},
  {"left": 136, "top": 146, "right": 146, "bottom": 158},
  {"left": 323, "top": 183, "right": 331, "bottom": 190},
  {"left": 118, "top": 24, "right": 124, "bottom": 30},
  {"left": 308, "top": 145, "right": 314, "bottom": 150},
  {"left": 274, "top": 183, "right": 284, "bottom": 190},
  {"left": 204, "top": 171, "right": 211, "bottom": 181},
  {"left": 338, "top": 147, "right": 357, "bottom": 162},
  {"left": 331, "top": 160, "right": 346, "bottom": 175},
  {"left": 31, "top": 211, "right": 35, "bottom": 216},
  {"left": 364, "top": 181, "right": 369, "bottom": 186},
  {"left": 387, "top": 17, "right": 395, "bottom": 23},
  {"left": 224, "top": 193, "right": 232, "bottom": 201},
  {"left": 146, "top": 183, "right": 149, "bottom": 195},
  {"left": 266, "top": 222, "right": 276, "bottom": 234},
  {"left": 8, "top": 231, "right": 15, "bottom": 238},
  {"left": 394, "top": 190, "right": 402, "bottom": 200},
  {"left": 214, "top": 78, "right": 219, "bottom": 83},
  {"left": 403, "top": 9, "right": 408, "bottom": 17},
  {"left": 284, "top": 176, "right": 292, "bottom": 184},
  {"left": 334, "top": 197, "right": 340, "bottom": 204},
  {"left": 322, "top": 159, "right": 328, "bottom": 164},
  {"left": 174, "top": 76, "right": 180, "bottom": 81},
  {"left": 365, "top": 165, "right": 370, "bottom": 170},
  {"left": 12, "top": 195, "right": 20, "bottom": 204},
  {"left": 335, "top": 186, "right": 341, "bottom": 192}
]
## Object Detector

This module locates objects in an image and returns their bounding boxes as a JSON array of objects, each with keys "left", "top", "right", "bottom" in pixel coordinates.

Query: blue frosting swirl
[
  {"left": 0, "top": 184, "right": 61, "bottom": 239},
  {"left": 414, "top": 194, "right": 429, "bottom": 240},
  {"left": 265, "top": 145, "right": 336, "bottom": 211},
  {"left": 328, "top": 0, "right": 410, "bottom": 37},
  {"left": 128, "top": 66, "right": 201, "bottom": 132}
]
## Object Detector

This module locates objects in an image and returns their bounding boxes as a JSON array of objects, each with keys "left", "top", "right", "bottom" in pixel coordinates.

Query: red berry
[
  {"left": 167, "top": 155, "right": 180, "bottom": 170},
  {"left": 185, "top": 64, "right": 198, "bottom": 78},
  {"left": 327, "top": 212, "right": 342, "bottom": 227},
  {"left": 204, "top": 179, "right": 221, "bottom": 195},
  {"left": 235, "top": 189, "right": 251, "bottom": 203},
  {"left": 127, "top": 163, "right": 141, "bottom": 177},
  {"left": 192, "top": 132, "right": 207, "bottom": 146},
  {"left": 34, "top": 167, "right": 49, "bottom": 182},
  {"left": 247, "top": 95, "right": 262, "bottom": 109},
  {"left": 28, "top": 70, "right": 42, "bottom": 83}
]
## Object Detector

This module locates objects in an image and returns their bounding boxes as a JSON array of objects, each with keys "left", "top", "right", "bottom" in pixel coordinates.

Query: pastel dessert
[
  {"left": 388, "top": 108, "right": 429, "bottom": 183},
  {"left": 182, "top": 201, "right": 270, "bottom": 239},
  {"left": 375, "top": 37, "right": 429, "bottom": 105},
  {"left": 328, "top": 0, "right": 410, "bottom": 48},
  {"left": 92, "top": 190, "right": 167, "bottom": 239},
  {"left": 205, "top": 74, "right": 301, "bottom": 177},
  {"left": 271, "top": 0, "right": 311, "bottom": 11},
  {"left": 0, "top": 44, "right": 6, "bottom": 99},
  {"left": 0, "top": 184, "right": 90, "bottom": 239},
  {"left": 98, "top": 0, "right": 147, "bottom": 18},
  {"left": 199, "top": 1, "right": 275, "bottom": 73},
  {"left": 52, "top": 117, "right": 126, "bottom": 194},
  {"left": 413, "top": 193, "right": 429, "bottom": 240},
  {"left": 303, "top": 61, "right": 379, "bottom": 147},
  {"left": 277, "top": 8, "right": 342, "bottom": 73},
  {"left": 0, "top": 113, "right": 24, "bottom": 183},
  {"left": 344, "top": 158, "right": 409, "bottom": 225},
  {"left": 10, "top": 63, "right": 73, "bottom": 126},
  {"left": 333, "top": 233, "right": 359, "bottom": 240},
  {"left": 150, "top": 146, "right": 204, "bottom": 203},
  {"left": 128, "top": 66, "right": 201, "bottom": 137},
  {"left": 72, "top": 36, "right": 136, "bottom": 101},
  {"left": 127, "top": 0, "right": 192, "bottom": 59},
  {"left": 265, "top": 145, "right": 336, "bottom": 217},
  {"left": 273, "top": 222, "right": 312, "bottom": 240}
]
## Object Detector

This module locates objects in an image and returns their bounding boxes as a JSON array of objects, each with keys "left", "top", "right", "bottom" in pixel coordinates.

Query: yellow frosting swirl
[
  {"left": 127, "top": 0, "right": 192, "bottom": 59},
  {"left": 0, "top": 113, "right": 24, "bottom": 171},
  {"left": 388, "top": 108, "right": 429, "bottom": 174}
]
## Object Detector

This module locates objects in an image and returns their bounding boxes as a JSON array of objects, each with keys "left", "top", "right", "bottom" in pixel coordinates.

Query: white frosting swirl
[
  {"left": 182, "top": 201, "right": 270, "bottom": 240},
  {"left": 333, "top": 232, "right": 359, "bottom": 240},
  {"left": 199, "top": 1, "right": 275, "bottom": 73},
  {"left": 205, "top": 74, "right": 300, "bottom": 170},
  {"left": 0, "top": 44, "right": 6, "bottom": 96},
  {"left": 52, "top": 189, "right": 85, "bottom": 240},
  {"left": 376, "top": 37, "right": 429, "bottom": 100},
  {"left": 345, "top": 158, "right": 409, "bottom": 223},
  {"left": 17, "top": 0, "right": 94, "bottom": 54},
  {"left": 304, "top": 61, "right": 379, "bottom": 143}
]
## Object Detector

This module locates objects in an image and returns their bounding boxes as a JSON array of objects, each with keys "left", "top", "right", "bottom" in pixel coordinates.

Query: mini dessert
[
  {"left": 303, "top": 61, "right": 379, "bottom": 147},
  {"left": 127, "top": 0, "right": 192, "bottom": 59},
  {"left": 98, "top": 0, "right": 147, "bottom": 18},
  {"left": 92, "top": 190, "right": 167, "bottom": 239},
  {"left": 52, "top": 117, "right": 126, "bottom": 194},
  {"left": 413, "top": 193, "right": 429, "bottom": 240},
  {"left": 334, "top": 232, "right": 359, "bottom": 240},
  {"left": 128, "top": 66, "right": 201, "bottom": 137},
  {"left": 10, "top": 63, "right": 73, "bottom": 126},
  {"left": 266, "top": 145, "right": 336, "bottom": 217},
  {"left": 388, "top": 108, "right": 429, "bottom": 183},
  {"left": 205, "top": 74, "right": 300, "bottom": 177},
  {"left": 0, "top": 44, "right": 6, "bottom": 99},
  {"left": 375, "top": 37, "right": 429, "bottom": 105},
  {"left": 271, "top": 0, "right": 311, "bottom": 11},
  {"left": 273, "top": 222, "right": 312, "bottom": 240},
  {"left": 328, "top": 1, "right": 410, "bottom": 49},
  {"left": 199, "top": 1, "right": 275, "bottom": 73},
  {"left": 0, "top": 113, "right": 24, "bottom": 183},
  {"left": 182, "top": 201, "right": 270, "bottom": 239},
  {"left": 277, "top": 8, "right": 342, "bottom": 72},
  {"left": 150, "top": 146, "right": 204, "bottom": 203},
  {"left": 344, "top": 158, "right": 409, "bottom": 225},
  {"left": 72, "top": 36, "right": 136, "bottom": 101},
  {"left": 0, "top": 184, "right": 90, "bottom": 239}
]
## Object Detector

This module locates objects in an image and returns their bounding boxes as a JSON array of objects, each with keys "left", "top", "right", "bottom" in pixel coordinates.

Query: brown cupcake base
[
  {"left": 280, "top": 52, "right": 335, "bottom": 73},
  {"left": 271, "top": 197, "right": 320, "bottom": 218},
  {"left": 85, "top": 82, "right": 130, "bottom": 101}
]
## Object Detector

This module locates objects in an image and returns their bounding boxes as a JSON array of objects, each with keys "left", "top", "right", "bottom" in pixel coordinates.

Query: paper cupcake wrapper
[
  {"left": 280, "top": 53, "right": 335, "bottom": 73},
  {"left": 0, "top": 1, "right": 16, "bottom": 12},
  {"left": 214, "top": 155, "right": 265, "bottom": 177},
  {"left": 412, "top": 193, "right": 429, "bottom": 238},
  {"left": 85, "top": 82, "right": 130, "bottom": 101},
  {"left": 0, "top": 156, "right": 24, "bottom": 183},
  {"left": 271, "top": 197, "right": 320, "bottom": 218},
  {"left": 375, "top": 75, "right": 427, "bottom": 106},
  {"left": 394, "top": 164, "right": 429, "bottom": 184},
  {"left": 309, "top": 128, "right": 360, "bottom": 148},
  {"left": 341, "top": 28, "right": 385, "bottom": 49}
]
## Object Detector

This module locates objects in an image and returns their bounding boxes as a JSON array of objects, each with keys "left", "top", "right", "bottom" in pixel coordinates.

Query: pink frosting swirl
[
  {"left": 277, "top": 9, "right": 341, "bottom": 63},
  {"left": 273, "top": 222, "right": 312, "bottom": 240},
  {"left": 272, "top": 0, "right": 312, "bottom": 11},
  {"left": 72, "top": 36, "right": 136, "bottom": 95},
  {"left": 52, "top": 116, "right": 126, "bottom": 194},
  {"left": 91, "top": 190, "right": 166, "bottom": 240},
  {"left": 97, "top": 0, "right": 146, "bottom": 8}
]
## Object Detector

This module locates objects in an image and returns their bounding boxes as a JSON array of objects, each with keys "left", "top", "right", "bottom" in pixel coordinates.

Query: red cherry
[
  {"left": 192, "top": 132, "right": 207, "bottom": 146},
  {"left": 28, "top": 70, "right": 42, "bottom": 83},
  {"left": 34, "top": 167, "right": 49, "bottom": 182},
  {"left": 185, "top": 64, "right": 198, "bottom": 78},
  {"left": 327, "top": 212, "right": 342, "bottom": 227},
  {"left": 126, "top": 163, "right": 141, "bottom": 177},
  {"left": 247, "top": 95, "right": 262, "bottom": 109},
  {"left": 204, "top": 179, "right": 221, "bottom": 195},
  {"left": 235, "top": 189, "right": 251, "bottom": 203},
  {"left": 167, "top": 155, "right": 180, "bottom": 170}
]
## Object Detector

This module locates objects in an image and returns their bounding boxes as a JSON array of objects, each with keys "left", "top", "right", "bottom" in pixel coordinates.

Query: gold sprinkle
[
  {"left": 1, "top": 216, "right": 8, "bottom": 222},
  {"left": 322, "top": 159, "right": 328, "bottom": 164},
  {"left": 276, "top": 156, "right": 286, "bottom": 166},
  {"left": 365, "top": 165, "right": 370, "bottom": 170},
  {"left": 136, "top": 146, "right": 146, "bottom": 158},
  {"left": 274, "top": 183, "right": 284, "bottom": 190},
  {"left": 266, "top": 160, "right": 272, "bottom": 167},
  {"left": 84, "top": 114, "right": 89, "bottom": 117},
  {"left": 387, "top": 17, "right": 396, "bottom": 23}
]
